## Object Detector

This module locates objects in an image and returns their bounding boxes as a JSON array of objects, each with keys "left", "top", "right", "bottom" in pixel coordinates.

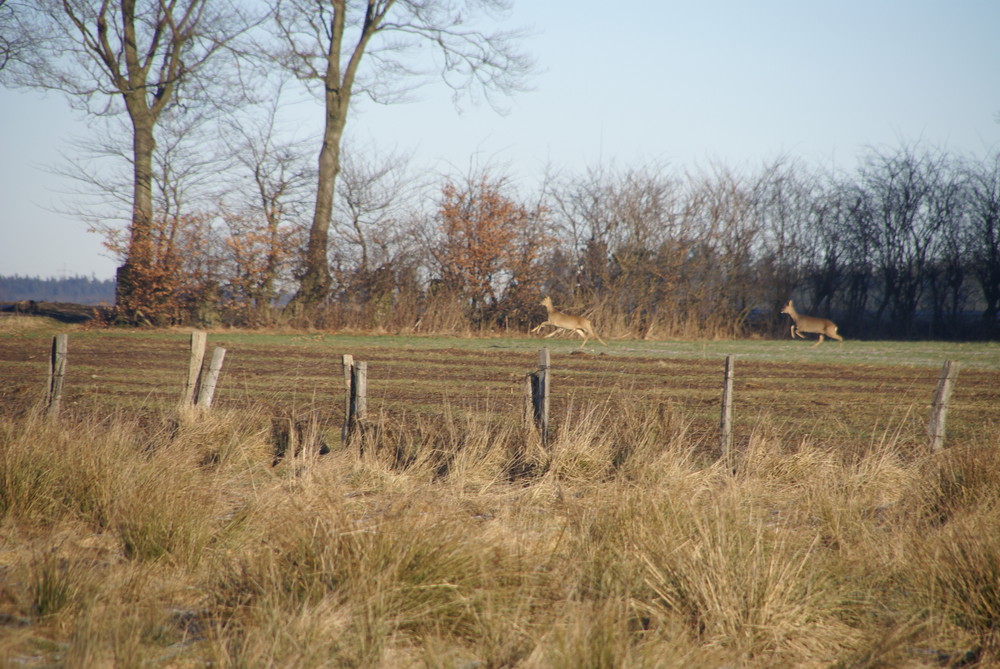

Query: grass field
[
  {"left": 3, "top": 320, "right": 998, "bottom": 455},
  {"left": 2, "top": 316, "right": 1000, "bottom": 666}
]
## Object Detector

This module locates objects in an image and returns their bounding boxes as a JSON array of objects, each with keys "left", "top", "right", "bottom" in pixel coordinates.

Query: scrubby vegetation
[
  {"left": 2, "top": 394, "right": 999, "bottom": 667},
  {"left": 73, "top": 150, "right": 1000, "bottom": 342}
]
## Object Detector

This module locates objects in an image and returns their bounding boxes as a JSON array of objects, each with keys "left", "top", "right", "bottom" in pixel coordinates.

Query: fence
[
  {"left": 42, "top": 330, "right": 229, "bottom": 419},
  {"left": 30, "top": 333, "right": 977, "bottom": 462}
]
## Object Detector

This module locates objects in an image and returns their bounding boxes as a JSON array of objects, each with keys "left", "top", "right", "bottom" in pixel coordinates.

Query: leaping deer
[
  {"left": 531, "top": 296, "right": 607, "bottom": 348},
  {"left": 780, "top": 300, "right": 843, "bottom": 347}
]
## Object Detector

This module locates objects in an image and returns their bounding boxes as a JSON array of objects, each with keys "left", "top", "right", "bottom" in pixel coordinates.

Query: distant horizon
[
  {"left": 1, "top": 272, "right": 116, "bottom": 281},
  {"left": 0, "top": 274, "right": 115, "bottom": 305}
]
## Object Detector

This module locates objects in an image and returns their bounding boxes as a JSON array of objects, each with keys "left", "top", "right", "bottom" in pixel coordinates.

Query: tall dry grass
[{"left": 1, "top": 396, "right": 999, "bottom": 666}]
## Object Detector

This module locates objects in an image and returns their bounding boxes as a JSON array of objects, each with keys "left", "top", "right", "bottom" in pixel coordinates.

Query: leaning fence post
[
  {"left": 46, "top": 334, "right": 68, "bottom": 419},
  {"left": 182, "top": 330, "right": 207, "bottom": 406},
  {"left": 527, "top": 348, "right": 551, "bottom": 446},
  {"left": 928, "top": 360, "right": 960, "bottom": 453},
  {"left": 195, "top": 347, "right": 226, "bottom": 410},
  {"left": 720, "top": 354, "right": 735, "bottom": 470}
]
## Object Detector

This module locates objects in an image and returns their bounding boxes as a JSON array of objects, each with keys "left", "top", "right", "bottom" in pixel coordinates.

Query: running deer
[
  {"left": 780, "top": 300, "right": 843, "bottom": 347},
  {"left": 531, "top": 296, "right": 607, "bottom": 348}
]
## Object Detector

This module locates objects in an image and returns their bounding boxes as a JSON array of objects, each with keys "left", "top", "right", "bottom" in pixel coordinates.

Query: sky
[{"left": 2, "top": 0, "right": 999, "bottom": 280}]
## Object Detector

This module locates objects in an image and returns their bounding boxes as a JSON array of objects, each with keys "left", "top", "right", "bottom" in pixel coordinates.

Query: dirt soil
[{"left": 2, "top": 331, "right": 998, "bottom": 457}]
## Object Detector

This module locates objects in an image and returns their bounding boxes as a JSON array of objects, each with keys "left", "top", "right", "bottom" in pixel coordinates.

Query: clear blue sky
[{"left": 2, "top": 0, "right": 999, "bottom": 280}]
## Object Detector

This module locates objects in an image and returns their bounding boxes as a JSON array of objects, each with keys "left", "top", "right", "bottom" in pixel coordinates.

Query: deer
[
  {"left": 780, "top": 300, "right": 843, "bottom": 347},
  {"left": 530, "top": 296, "right": 607, "bottom": 348}
]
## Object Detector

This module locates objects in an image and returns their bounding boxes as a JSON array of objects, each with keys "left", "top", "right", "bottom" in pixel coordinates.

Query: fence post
[
  {"left": 342, "top": 354, "right": 354, "bottom": 443},
  {"left": 720, "top": 354, "right": 735, "bottom": 470},
  {"left": 182, "top": 330, "right": 207, "bottom": 406},
  {"left": 195, "top": 347, "right": 226, "bottom": 410},
  {"left": 523, "top": 374, "right": 534, "bottom": 428},
  {"left": 527, "top": 348, "right": 551, "bottom": 446},
  {"left": 342, "top": 355, "right": 368, "bottom": 445},
  {"left": 354, "top": 361, "right": 368, "bottom": 427},
  {"left": 46, "top": 334, "right": 68, "bottom": 419},
  {"left": 928, "top": 360, "right": 960, "bottom": 453}
]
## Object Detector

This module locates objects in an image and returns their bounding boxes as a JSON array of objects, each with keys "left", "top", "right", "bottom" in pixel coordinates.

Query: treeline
[
  {"left": 0, "top": 275, "right": 115, "bottom": 306},
  {"left": 6, "top": 4, "right": 996, "bottom": 339},
  {"left": 87, "top": 144, "right": 999, "bottom": 341}
]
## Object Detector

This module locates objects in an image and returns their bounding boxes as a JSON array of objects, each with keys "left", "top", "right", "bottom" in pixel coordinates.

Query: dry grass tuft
[
  {"left": 0, "top": 313, "right": 67, "bottom": 334},
  {"left": 2, "top": 397, "right": 999, "bottom": 666}
]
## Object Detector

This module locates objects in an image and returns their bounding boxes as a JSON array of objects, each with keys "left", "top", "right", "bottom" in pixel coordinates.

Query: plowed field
[{"left": 3, "top": 329, "right": 998, "bottom": 458}]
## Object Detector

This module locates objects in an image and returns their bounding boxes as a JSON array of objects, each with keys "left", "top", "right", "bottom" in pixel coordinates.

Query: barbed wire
[{"left": 3, "top": 339, "right": 997, "bottom": 424}]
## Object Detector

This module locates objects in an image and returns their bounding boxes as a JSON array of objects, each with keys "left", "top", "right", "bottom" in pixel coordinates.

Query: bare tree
[
  {"left": 965, "top": 152, "right": 1000, "bottom": 335},
  {"left": 322, "top": 142, "right": 425, "bottom": 329},
  {"left": 53, "top": 104, "right": 227, "bottom": 305},
  {"left": 548, "top": 163, "right": 684, "bottom": 306},
  {"left": 1, "top": 0, "right": 262, "bottom": 319},
  {"left": 752, "top": 159, "right": 817, "bottom": 325},
  {"left": 0, "top": 0, "right": 34, "bottom": 71},
  {"left": 854, "top": 146, "right": 950, "bottom": 336},
  {"left": 923, "top": 159, "right": 967, "bottom": 337},
  {"left": 217, "top": 84, "right": 314, "bottom": 321},
  {"left": 686, "top": 164, "right": 762, "bottom": 330},
  {"left": 833, "top": 180, "right": 876, "bottom": 332},
  {"left": 334, "top": 144, "right": 418, "bottom": 277},
  {"left": 547, "top": 164, "right": 618, "bottom": 297},
  {"left": 800, "top": 179, "right": 847, "bottom": 319},
  {"left": 270, "top": 0, "right": 534, "bottom": 313}
]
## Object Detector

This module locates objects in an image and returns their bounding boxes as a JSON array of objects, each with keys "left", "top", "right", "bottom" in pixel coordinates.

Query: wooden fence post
[
  {"left": 720, "top": 354, "right": 735, "bottom": 470},
  {"left": 525, "top": 364, "right": 536, "bottom": 433},
  {"left": 46, "top": 334, "right": 68, "bottom": 419},
  {"left": 182, "top": 330, "right": 207, "bottom": 406},
  {"left": 342, "top": 355, "right": 368, "bottom": 444},
  {"left": 928, "top": 360, "right": 960, "bottom": 453},
  {"left": 341, "top": 354, "right": 354, "bottom": 442},
  {"left": 354, "top": 361, "right": 368, "bottom": 426},
  {"left": 195, "top": 347, "right": 226, "bottom": 410},
  {"left": 526, "top": 348, "right": 551, "bottom": 446}
]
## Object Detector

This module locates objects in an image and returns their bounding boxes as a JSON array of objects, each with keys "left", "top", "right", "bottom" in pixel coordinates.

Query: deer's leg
[{"left": 811, "top": 334, "right": 825, "bottom": 347}]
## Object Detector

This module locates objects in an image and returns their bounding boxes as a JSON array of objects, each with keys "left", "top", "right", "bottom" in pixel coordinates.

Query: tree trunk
[
  {"left": 289, "top": 60, "right": 350, "bottom": 312},
  {"left": 290, "top": 125, "right": 344, "bottom": 311},
  {"left": 286, "top": 0, "right": 386, "bottom": 316},
  {"left": 116, "top": 113, "right": 157, "bottom": 315}
]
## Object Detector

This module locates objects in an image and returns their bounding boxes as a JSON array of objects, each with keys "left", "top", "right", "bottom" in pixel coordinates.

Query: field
[
  {"left": 2, "top": 316, "right": 1000, "bottom": 666},
  {"left": 3, "top": 324, "right": 998, "bottom": 452}
]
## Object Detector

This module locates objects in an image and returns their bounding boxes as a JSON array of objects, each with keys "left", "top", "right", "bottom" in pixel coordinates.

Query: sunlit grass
[
  {"left": 2, "top": 330, "right": 1000, "bottom": 664},
  {"left": 2, "top": 392, "right": 999, "bottom": 666}
]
